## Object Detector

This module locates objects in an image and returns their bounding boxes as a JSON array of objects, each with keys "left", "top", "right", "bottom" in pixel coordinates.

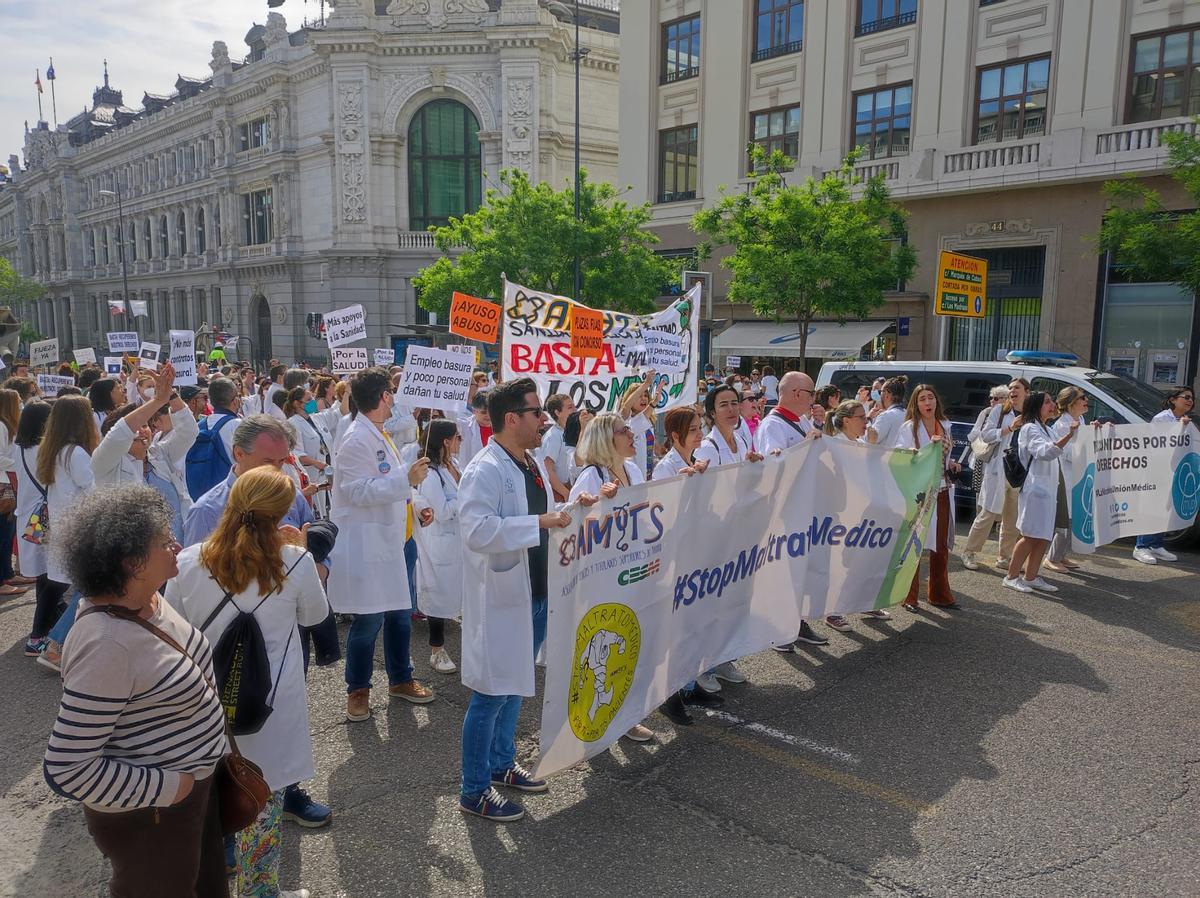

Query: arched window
[
  {"left": 159, "top": 216, "right": 169, "bottom": 258},
  {"left": 407, "top": 99, "right": 482, "bottom": 232},
  {"left": 101, "top": 226, "right": 110, "bottom": 265},
  {"left": 86, "top": 229, "right": 96, "bottom": 266},
  {"left": 143, "top": 218, "right": 153, "bottom": 259},
  {"left": 177, "top": 211, "right": 188, "bottom": 255},
  {"left": 127, "top": 222, "right": 137, "bottom": 263},
  {"left": 195, "top": 208, "right": 206, "bottom": 253}
]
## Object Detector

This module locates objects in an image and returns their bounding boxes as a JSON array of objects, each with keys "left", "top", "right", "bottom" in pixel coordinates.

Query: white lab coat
[
  {"left": 870, "top": 405, "right": 905, "bottom": 450},
  {"left": 47, "top": 445, "right": 94, "bottom": 584},
  {"left": 167, "top": 544, "right": 328, "bottom": 792},
  {"left": 627, "top": 411, "right": 654, "bottom": 479},
  {"left": 652, "top": 447, "right": 692, "bottom": 481},
  {"left": 458, "top": 441, "right": 555, "bottom": 697},
  {"left": 457, "top": 413, "right": 485, "bottom": 468},
  {"left": 13, "top": 445, "right": 47, "bottom": 577},
  {"left": 327, "top": 416, "right": 413, "bottom": 615},
  {"left": 570, "top": 460, "right": 645, "bottom": 500},
  {"left": 972, "top": 405, "right": 1017, "bottom": 516},
  {"left": 412, "top": 464, "right": 464, "bottom": 619},
  {"left": 894, "top": 417, "right": 956, "bottom": 551},
  {"left": 1016, "top": 423, "right": 1065, "bottom": 541},
  {"left": 91, "top": 406, "right": 199, "bottom": 511},
  {"left": 756, "top": 409, "right": 812, "bottom": 455},
  {"left": 695, "top": 428, "right": 751, "bottom": 468}
]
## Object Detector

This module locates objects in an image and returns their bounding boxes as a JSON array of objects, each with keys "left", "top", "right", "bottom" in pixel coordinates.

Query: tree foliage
[
  {"left": 0, "top": 257, "right": 44, "bottom": 343},
  {"left": 413, "top": 169, "right": 680, "bottom": 316},
  {"left": 692, "top": 147, "right": 917, "bottom": 359},
  {"left": 1098, "top": 125, "right": 1200, "bottom": 296}
]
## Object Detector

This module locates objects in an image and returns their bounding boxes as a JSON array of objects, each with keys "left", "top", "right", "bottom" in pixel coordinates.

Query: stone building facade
[
  {"left": 619, "top": 0, "right": 1200, "bottom": 394},
  {"left": 0, "top": 0, "right": 620, "bottom": 366}
]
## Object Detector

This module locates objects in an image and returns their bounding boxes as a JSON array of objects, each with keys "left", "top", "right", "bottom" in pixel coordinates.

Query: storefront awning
[{"left": 712, "top": 320, "right": 891, "bottom": 359}]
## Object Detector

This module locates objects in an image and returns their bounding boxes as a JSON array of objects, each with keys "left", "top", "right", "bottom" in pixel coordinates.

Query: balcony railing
[
  {"left": 856, "top": 10, "right": 917, "bottom": 36},
  {"left": 752, "top": 40, "right": 802, "bottom": 63},
  {"left": 657, "top": 190, "right": 697, "bottom": 204},
  {"left": 662, "top": 66, "right": 699, "bottom": 85},
  {"left": 397, "top": 231, "right": 466, "bottom": 250},
  {"left": 943, "top": 140, "right": 1040, "bottom": 174},
  {"left": 1094, "top": 118, "right": 1200, "bottom": 156}
]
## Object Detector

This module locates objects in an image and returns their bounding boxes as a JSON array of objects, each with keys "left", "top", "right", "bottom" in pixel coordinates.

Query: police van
[{"left": 815, "top": 351, "right": 1197, "bottom": 547}]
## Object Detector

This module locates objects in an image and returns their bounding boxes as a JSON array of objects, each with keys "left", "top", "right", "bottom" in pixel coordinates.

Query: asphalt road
[{"left": 3, "top": 530, "right": 1199, "bottom": 898}]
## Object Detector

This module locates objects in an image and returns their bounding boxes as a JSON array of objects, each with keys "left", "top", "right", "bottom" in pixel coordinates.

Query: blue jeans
[
  {"left": 344, "top": 609, "right": 413, "bottom": 692},
  {"left": 405, "top": 537, "right": 418, "bottom": 608},
  {"left": 48, "top": 588, "right": 81, "bottom": 645},
  {"left": 1136, "top": 533, "right": 1165, "bottom": 550},
  {"left": 460, "top": 597, "right": 547, "bottom": 799}
]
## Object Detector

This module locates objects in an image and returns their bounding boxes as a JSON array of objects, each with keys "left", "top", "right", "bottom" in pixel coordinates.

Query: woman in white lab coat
[
  {"left": 894, "top": 385, "right": 960, "bottom": 610},
  {"left": 652, "top": 407, "right": 710, "bottom": 482},
  {"left": 168, "top": 467, "right": 328, "bottom": 898},
  {"left": 1004, "top": 391, "right": 1078, "bottom": 594},
  {"left": 328, "top": 367, "right": 433, "bottom": 723},
  {"left": 569, "top": 412, "right": 644, "bottom": 499},
  {"left": 1133, "top": 386, "right": 1195, "bottom": 564},
  {"left": 961, "top": 378, "right": 1029, "bottom": 569},
  {"left": 1045, "top": 387, "right": 1090, "bottom": 571},
  {"left": 694, "top": 385, "right": 764, "bottom": 469},
  {"left": 413, "top": 419, "right": 464, "bottom": 674}
]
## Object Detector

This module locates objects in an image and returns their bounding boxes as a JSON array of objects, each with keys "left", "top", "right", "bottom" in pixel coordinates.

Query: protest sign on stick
[
  {"left": 398, "top": 345, "right": 474, "bottom": 414},
  {"left": 324, "top": 305, "right": 367, "bottom": 348},
  {"left": 138, "top": 342, "right": 161, "bottom": 371},
  {"left": 569, "top": 306, "right": 605, "bottom": 360},
  {"left": 449, "top": 292, "right": 501, "bottom": 344},
  {"left": 331, "top": 347, "right": 369, "bottom": 375},
  {"left": 104, "top": 356, "right": 123, "bottom": 375},
  {"left": 30, "top": 339, "right": 59, "bottom": 368},
  {"left": 73, "top": 348, "right": 97, "bottom": 366},
  {"left": 373, "top": 348, "right": 396, "bottom": 367},
  {"left": 37, "top": 374, "right": 75, "bottom": 397},
  {"left": 169, "top": 330, "right": 197, "bottom": 386},
  {"left": 107, "top": 332, "right": 139, "bottom": 354}
]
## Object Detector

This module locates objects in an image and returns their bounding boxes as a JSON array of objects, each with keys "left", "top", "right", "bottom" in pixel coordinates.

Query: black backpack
[
  {"left": 1002, "top": 428, "right": 1029, "bottom": 489},
  {"left": 200, "top": 554, "right": 307, "bottom": 735}
]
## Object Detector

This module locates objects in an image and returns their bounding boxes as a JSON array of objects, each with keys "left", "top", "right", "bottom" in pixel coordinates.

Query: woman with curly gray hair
[{"left": 43, "top": 484, "right": 229, "bottom": 898}]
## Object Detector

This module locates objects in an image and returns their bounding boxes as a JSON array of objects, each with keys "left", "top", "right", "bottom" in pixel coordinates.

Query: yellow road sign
[{"left": 934, "top": 250, "right": 988, "bottom": 318}]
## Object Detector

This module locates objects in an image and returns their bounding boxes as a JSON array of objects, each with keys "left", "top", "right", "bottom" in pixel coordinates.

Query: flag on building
[
  {"left": 108, "top": 299, "right": 126, "bottom": 316},
  {"left": 46, "top": 61, "right": 56, "bottom": 81},
  {"left": 35, "top": 70, "right": 43, "bottom": 94}
]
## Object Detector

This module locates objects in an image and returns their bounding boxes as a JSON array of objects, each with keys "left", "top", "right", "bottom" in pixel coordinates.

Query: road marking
[
  {"left": 702, "top": 726, "right": 937, "bottom": 817},
  {"left": 702, "top": 709, "right": 860, "bottom": 766}
]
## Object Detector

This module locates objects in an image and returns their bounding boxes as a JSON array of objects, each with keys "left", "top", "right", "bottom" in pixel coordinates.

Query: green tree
[
  {"left": 0, "top": 257, "right": 44, "bottom": 344},
  {"left": 413, "top": 168, "right": 679, "bottom": 315},
  {"left": 692, "top": 147, "right": 917, "bottom": 360},
  {"left": 1098, "top": 125, "right": 1200, "bottom": 295}
]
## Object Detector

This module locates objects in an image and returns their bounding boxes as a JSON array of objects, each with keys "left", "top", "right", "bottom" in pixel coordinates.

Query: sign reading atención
[{"left": 934, "top": 250, "right": 988, "bottom": 318}]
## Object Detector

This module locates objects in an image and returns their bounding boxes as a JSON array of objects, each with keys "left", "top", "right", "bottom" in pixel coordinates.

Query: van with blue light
[{"left": 816, "top": 351, "right": 1198, "bottom": 547}]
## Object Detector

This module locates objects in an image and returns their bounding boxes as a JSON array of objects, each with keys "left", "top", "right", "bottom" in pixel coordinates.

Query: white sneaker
[
  {"left": 1002, "top": 576, "right": 1033, "bottom": 593},
  {"left": 430, "top": 648, "right": 457, "bottom": 673},
  {"left": 961, "top": 553, "right": 979, "bottom": 571},
  {"left": 1132, "top": 548, "right": 1158, "bottom": 565},
  {"left": 695, "top": 672, "right": 721, "bottom": 693},
  {"left": 1151, "top": 547, "right": 1178, "bottom": 562},
  {"left": 1025, "top": 577, "right": 1059, "bottom": 593},
  {"left": 623, "top": 724, "right": 654, "bottom": 742},
  {"left": 712, "top": 661, "right": 747, "bottom": 684}
]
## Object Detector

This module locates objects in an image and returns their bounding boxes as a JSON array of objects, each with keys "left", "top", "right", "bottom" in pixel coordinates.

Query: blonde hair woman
[{"left": 169, "top": 467, "right": 328, "bottom": 898}]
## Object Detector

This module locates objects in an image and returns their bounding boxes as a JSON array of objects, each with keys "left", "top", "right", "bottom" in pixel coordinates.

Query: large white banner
[
  {"left": 536, "top": 438, "right": 944, "bottom": 777},
  {"left": 1060, "top": 421, "right": 1200, "bottom": 552},
  {"left": 502, "top": 279, "right": 701, "bottom": 414}
]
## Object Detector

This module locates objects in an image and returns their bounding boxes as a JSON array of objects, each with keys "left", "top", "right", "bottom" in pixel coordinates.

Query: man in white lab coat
[{"left": 456, "top": 377, "right": 597, "bottom": 822}]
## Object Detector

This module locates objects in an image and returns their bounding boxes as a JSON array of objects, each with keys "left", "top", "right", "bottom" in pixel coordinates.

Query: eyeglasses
[
  {"left": 160, "top": 538, "right": 181, "bottom": 553},
  {"left": 614, "top": 425, "right": 632, "bottom": 436},
  {"left": 513, "top": 406, "right": 544, "bottom": 416}
]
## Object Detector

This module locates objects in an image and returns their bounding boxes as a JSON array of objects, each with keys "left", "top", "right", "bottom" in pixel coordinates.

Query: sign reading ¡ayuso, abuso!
[
  {"left": 502, "top": 279, "right": 701, "bottom": 414},
  {"left": 1059, "top": 421, "right": 1200, "bottom": 553},
  {"left": 535, "top": 438, "right": 944, "bottom": 777}
]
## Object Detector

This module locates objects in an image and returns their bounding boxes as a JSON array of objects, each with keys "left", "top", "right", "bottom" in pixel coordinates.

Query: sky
[{"left": 0, "top": 0, "right": 321, "bottom": 169}]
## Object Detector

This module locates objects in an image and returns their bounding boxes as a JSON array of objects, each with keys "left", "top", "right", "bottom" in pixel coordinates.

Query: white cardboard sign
[
  {"left": 30, "top": 338, "right": 59, "bottom": 368},
  {"left": 373, "top": 348, "right": 396, "bottom": 367},
  {"left": 324, "top": 304, "right": 367, "bottom": 348},
  {"left": 398, "top": 345, "right": 474, "bottom": 414},
  {"left": 37, "top": 374, "right": 75, "bottom": 397},
  {"left": 169, "top": 330, "right": 197, "bottom": 386},
  {"left": 73, "top": 348, "right": 97, "bottom": 366},
  {"left": 139, "top": 342, "right": 161, "bottom": 371},
  {"left": 331, "top": 347, "right": 369, "bottom": 375},
  {"left": 107, "top": 332, "right": 139, "bottom": 353}
]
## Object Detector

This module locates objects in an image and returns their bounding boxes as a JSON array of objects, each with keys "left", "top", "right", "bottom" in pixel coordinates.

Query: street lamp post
[
  {"left": 550, "top": 0, "right": 590, "bottom": 301},
  {"left": 98, "top": 185, "right": 131, "bottom": 323}
]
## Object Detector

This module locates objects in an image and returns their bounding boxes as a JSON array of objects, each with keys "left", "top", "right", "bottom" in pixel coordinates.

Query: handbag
[
  {"left": 0, "top": 481, "right": 15, "bottom": 516},
  {"left": 77, "top": 602, "right": 271, "bottom": 834},
  {"left": 20, "top": 448, "right": 48, "bottom": 544},
  {"left": 1002, "top": 428, "right": 1029, "bottom": 489},
  {"left": 969, "top": 407, "right": 1001, "bottom": 465}
]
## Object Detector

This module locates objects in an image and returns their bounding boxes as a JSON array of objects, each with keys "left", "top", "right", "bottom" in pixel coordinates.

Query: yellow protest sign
[{"left": 934, "top": 251, "right": 988, "bottom": 318}]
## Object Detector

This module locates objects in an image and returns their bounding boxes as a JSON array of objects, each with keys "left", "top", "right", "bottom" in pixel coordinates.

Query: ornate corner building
[{"left": 0, "top": 0, "right": 619, "bottom": 364}]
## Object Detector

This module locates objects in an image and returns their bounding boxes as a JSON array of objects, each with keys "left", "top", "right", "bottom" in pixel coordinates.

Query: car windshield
[{"left": 1085, "top": 373, "right": 1167, "bottom": 422}]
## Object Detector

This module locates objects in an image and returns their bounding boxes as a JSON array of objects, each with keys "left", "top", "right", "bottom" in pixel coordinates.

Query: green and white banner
[
  {"left": 535, "top": 438, "right": 943, "bottom": 777},
  {"left": 1060, "top": 421, "right": 1200, "bottom": 553}
]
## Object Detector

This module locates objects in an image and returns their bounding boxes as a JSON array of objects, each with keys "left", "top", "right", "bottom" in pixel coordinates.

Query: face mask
[
  {"left": 871, "top": 390, "right": 881, "bottom": 401},
  {"left": 304, "top": 399, "right": 318, "bottom": 414}
]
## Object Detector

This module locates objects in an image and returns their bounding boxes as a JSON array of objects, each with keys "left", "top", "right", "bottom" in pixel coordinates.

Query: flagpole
[
  {"left": 48, "top": 58, "right": 58, "bottom": 128},
  {"left": 35, "top": 70, "right": 44, "bottom": 123}
]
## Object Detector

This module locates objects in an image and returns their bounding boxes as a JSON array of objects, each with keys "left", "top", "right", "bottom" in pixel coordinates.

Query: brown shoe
[
  {"left": 388, "top": 680, "right": 435, "bottom": 704},
  {"left": 346, "top": 688, "right": 371, "bottom": 722}
]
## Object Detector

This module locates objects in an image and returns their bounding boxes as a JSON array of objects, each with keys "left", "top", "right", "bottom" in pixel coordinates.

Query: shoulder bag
[
  {"left": 77, "top": 603, "right": 270, "bottom": 835},
  {"left": 970, "top": 406, "right": 1003, "bottom": 465}
]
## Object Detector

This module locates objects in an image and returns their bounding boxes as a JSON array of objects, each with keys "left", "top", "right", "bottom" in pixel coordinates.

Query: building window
[
  {"left": 238, "top": 118, "right": 269, "bottom": 152},
  {"left": 857, "top": 0, "right": 916, "bottom": 36},
  {"left": 975, "top": 56, "right": 1050, "bottom": 143},
  {"left": 86, "top": 230, "right": 96, "bottom": 266},
  {"left": 159, "top": 216, "right": 169, "bottom": 257},
  {"left": 142, "top": 219, "right": 153, "bottom": 259},
  {"left": 753, "top": 0, "right": 804, "bottom": 63},
  {"left": 101, "top": 227, "right": 110, "bottom": 265},
  {"left": 214, "top": 205, "right": 222, "bottom": 247},
  {"left": 1128, "top": 27, "right": 1200, "bottom": 123},
  {"left": 243, "top": 190, "right": 273, "bottom": 245},
  {"left": 177, "top": 212, "right": 188, "bottom": 255},
  {"left": 750, "top": 106, "right": 800, "bottom": 168},
  {"left": 658, "top": 125, "right": 698, "bottom": 204},
  {"left": 853, "top": 84, "right": 912, "bottom": 158},
  {"left": 195, "top": 208, "right": 206, "bottom": 254},
  {"left": 407, "top": 99, "right": 482, "bottom": 232},
  {"left": 662, "top": 15, "right": 701, "bottom": 84},
  {"left": 127, "top": 222, "right": 137, "bottom": 263}
]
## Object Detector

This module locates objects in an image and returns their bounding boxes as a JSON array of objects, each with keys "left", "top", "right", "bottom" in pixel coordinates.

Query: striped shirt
[{"left": 44, "top": 597, "right": 227, "bottom": 812}]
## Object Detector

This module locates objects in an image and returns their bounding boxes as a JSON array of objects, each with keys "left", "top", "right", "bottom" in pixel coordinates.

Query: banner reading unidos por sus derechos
[
  {"left": 1060, "top": 421, "right": 1200, "bottom": 553},
  {"left": 535, "top": 438, "right": 943, "bottom": 777},
  {"left": 502, "top": 279, "right": 701, "bottom": 414}
]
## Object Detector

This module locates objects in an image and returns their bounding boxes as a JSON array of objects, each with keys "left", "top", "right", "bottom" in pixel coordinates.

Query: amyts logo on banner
[
  {"left": 502, "top": 278, "right": 701, "bottom": 414},
  {"left": 1061, "top": 421, "right": 1200, "bottom": 552},
  {"left": 536, "top": 438, "right": 942, "bottom": 777}
]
